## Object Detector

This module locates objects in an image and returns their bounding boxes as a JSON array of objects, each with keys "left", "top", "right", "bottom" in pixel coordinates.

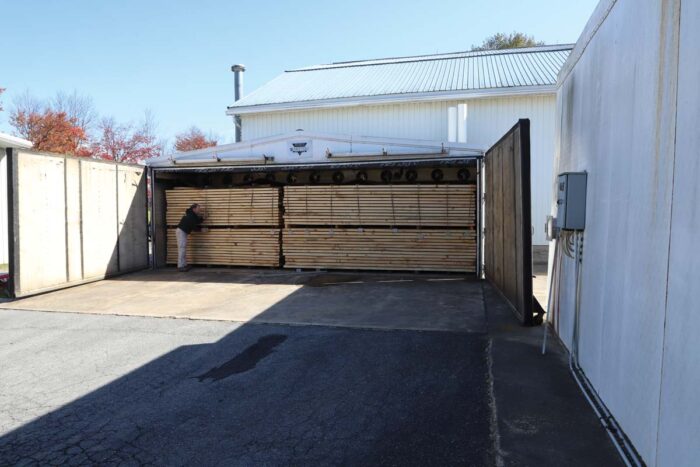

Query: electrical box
[{"left": 556, "top": 172, "right": 587, "bottom": 230}]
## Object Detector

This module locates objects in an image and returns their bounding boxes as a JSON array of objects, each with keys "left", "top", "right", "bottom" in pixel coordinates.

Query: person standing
[{"left": 176, "top": 203, "right": 207, "bottom": 272}]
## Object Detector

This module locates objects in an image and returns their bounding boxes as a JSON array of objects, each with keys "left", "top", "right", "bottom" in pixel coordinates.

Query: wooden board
[
  {"left": 283, "top": 228, "right": 476, "bottom": 272},
  {"left": 284, "top": 184, "right": 476, "bottom": 227},
  {"left": 166, "top": 187, "right": 279, "bottom": 226},
  {"left": 484, "top": 119, "right": 534, "bottom": 325},
  {"left": 166, "top": 228, "right": 280, "bottom": 267}
]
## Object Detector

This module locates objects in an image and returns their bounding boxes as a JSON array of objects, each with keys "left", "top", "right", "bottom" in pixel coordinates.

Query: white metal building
[
  {"left": 0, "top": 133, "right": 32, "bottom": 265},
  {"left": 552, "top": 0, "right": 699, "bottom": 465},
  {"left": 227, "top": 45, "right": 572, "bottom": 245}
]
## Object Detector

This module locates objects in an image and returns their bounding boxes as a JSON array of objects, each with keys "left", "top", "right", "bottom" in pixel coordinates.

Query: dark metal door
[{"left": 484, "top": 119, "right": 536, "bottom": 325}]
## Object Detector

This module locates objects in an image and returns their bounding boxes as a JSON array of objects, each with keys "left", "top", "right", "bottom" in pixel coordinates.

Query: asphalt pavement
[
  {"left": 0, "top": 310, "right": 493, "bottom": 466},
  {"left": 0, "top": 278, "right": 623, "bottom": 466}
]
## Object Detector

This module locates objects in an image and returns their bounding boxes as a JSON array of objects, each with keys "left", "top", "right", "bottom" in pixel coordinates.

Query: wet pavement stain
[{"left": 198, "top": 334, "right": 287, "bottom": 382}]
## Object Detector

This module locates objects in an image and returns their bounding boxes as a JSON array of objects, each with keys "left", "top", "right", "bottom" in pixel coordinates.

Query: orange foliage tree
[
  {"left": 174, "top": 126, "right": 217, "bottom": 152},
  {"left": 88, "top": 116, "right": 161, "bottom": 163},
  {"left": 10, "top": 110, "right": 86, "bottom": 154},
  {"left": 8, "top": 90, "right": 163, "bottom": 162}
]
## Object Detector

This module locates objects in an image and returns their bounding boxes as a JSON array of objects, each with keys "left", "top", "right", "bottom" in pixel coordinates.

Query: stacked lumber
[
  {"left": 283, "top": 185, "right": 476, "bottom": 227},
  {"left": 166, "top": 228, "right": 280, "bottom": 267},
  {"left": 283, "top": 228, "right": 476, "bottom": 272},
  {"left": 166, "top": 187, "right": 279, "bottom": 226}
]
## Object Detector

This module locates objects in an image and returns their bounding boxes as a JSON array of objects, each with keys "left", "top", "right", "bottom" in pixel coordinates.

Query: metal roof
[{"left": 228, "top": 44, "right": 573, "bottom": 114}]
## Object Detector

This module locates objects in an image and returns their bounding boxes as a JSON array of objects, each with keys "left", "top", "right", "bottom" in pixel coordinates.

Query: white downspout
[
  {"left": 457, "top": 103, "right": 468, "bottom": 143},
  {"left": 447, "top": 106, "right": 458, "bottom": 142}
]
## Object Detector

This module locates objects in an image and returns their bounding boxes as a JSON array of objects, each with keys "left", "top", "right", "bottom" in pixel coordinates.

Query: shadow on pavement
[
  {"left": 0, "top": 276, "right": 623, "bottom": 466},
  {"left": 0, "top": 276, "right": 494, "bottom": 466}
]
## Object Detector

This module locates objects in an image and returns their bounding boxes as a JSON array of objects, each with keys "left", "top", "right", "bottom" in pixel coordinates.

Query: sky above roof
[{"left": 0, "top": 0, "right": 598, "bottom": 145}]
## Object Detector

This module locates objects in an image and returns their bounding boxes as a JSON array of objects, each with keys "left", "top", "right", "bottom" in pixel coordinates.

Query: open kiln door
[{"left": 6, "top": 149, "right": 148, "bottom": 298}]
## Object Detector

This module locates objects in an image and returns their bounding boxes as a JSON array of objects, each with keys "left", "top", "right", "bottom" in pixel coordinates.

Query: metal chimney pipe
[{"left": 231, "top": 64, "right": 246, "bottom": 142}]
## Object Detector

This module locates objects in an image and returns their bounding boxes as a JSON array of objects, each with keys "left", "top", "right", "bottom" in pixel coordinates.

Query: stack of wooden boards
[
  {"left": 166, "top": 184, "right": 477, "bottom": 272},
  {"left": 166, "top": 187, "right": 280, "bottom": 267},
  {"left": 283, "top": 185, "right": 475, "bottom": 226},
  {"left": 283, "top": 185, "right": 476, "bottom": 272},
  {"left": 165, "top": 187, "right": 279, "bottom": 226}
]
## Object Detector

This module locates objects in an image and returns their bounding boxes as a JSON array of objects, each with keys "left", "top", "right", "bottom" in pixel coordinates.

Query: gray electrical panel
[{"left": 556, "top": 172, "right": 587, "bottom": 230}]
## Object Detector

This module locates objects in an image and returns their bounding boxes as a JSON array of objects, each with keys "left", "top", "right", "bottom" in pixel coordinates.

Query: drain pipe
[{"left": 231, "top": 64, "right": 245, "bottom": 142}]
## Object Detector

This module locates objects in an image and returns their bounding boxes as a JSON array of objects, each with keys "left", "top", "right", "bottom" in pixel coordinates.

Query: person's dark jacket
[{"left": 177, "top": 208, "right": 204, "bottom": 234}]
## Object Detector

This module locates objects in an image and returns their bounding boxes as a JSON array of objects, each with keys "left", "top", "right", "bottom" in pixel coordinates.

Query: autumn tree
[
  {"left": 472, "top": 32, "right": 544, "bottom": 51},
  {"left": 88, "top": 113, "right": 161, "bottom": 163},
  {"left": 10, "top": 110, "right": 86, "bottom": 154},
  {"left": 174, "top": 126, "right": 217, "bottom": 152},
  {"left": 51, "top": 90, "right": 97, "bottom": 132},
  {"left": 9, "top": 90, "right": 93, "bottom": 154},
  {"left": 8, "top": 90, "right": 163, "bottom": 161}
]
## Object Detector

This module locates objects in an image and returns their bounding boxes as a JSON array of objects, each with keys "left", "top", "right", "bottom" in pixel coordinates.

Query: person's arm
[{"left": 197, "top": 210, "right": 208, "bottom": 233}]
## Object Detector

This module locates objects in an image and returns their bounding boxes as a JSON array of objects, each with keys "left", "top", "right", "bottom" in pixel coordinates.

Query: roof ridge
[{"left": 287, "top": 44, "right": 574, "bottom": 72}]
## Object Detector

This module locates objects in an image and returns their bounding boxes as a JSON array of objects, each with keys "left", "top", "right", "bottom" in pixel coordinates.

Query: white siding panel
[
  {"left": 468, "top": 95, "right": 556, "bottom": 246},
  {"left": 0, "top": 154, "right": 7, "bottom": 265},
  {"left": 241, "top": 95, "right": 556, "bottom": 244},
  {"left": 242, "top": 102, "right": 451, "bottom": 142}
]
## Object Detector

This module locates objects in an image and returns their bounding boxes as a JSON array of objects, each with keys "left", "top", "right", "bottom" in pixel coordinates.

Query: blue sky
[{"left": 0, "top": 0, "right": 598, "bottom": 145}]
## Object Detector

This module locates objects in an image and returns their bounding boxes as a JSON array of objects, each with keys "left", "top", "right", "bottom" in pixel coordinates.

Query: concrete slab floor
[
  {"left": 532, "top": 261, "right": 549, "bottom": 312},
  {"left": 532, "top": 244, "right": 550, "bottom": 312},
  {"left": 0, "top": 268, "right": 486, "bottom": 333}
]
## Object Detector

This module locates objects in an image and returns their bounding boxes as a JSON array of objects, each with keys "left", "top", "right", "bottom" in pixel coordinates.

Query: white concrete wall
[
  {"left": 554, "top": 0, "right": 698, "bottom": 465},
  {"left": 656, "top": 1, "right": 700, "bottom": 465},
  {"left": 0, "top": 154, "right": 7, "bottom": 265},
  {"left": 241, "top": 95, "right": 556, "bottom": 244}
]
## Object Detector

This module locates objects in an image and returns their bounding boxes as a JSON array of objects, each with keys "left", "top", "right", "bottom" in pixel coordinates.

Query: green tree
[{"left": 472, "top": 32, "right": 544, "bottom": 51}]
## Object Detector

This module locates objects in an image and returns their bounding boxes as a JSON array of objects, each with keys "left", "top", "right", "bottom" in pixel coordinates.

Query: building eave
[
  {"left": 226, "top": 85, "right": 557, "bottom": 116},
  {"left": 0, "top": 132, "right": 33, "bottom": 149},
  {"left": 146, "top": 131, "right": 484, "bottom": 168}
]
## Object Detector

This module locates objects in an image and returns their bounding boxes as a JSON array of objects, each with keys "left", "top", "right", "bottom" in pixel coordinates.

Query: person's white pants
[{"left": 176, "top": 228, "right": 188, "bottom": 268}]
